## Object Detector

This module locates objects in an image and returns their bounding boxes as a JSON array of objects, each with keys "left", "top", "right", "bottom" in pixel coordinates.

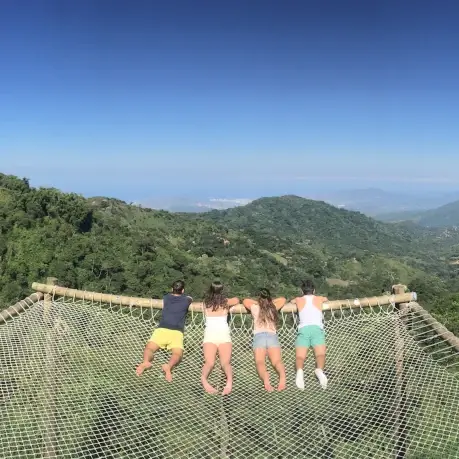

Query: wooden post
[
  {"left": 44, "top": 277, "right": 58, "bottom": 325},
  {"left": 393, "top": 283, "right": 410, "bottom": 458},
  {"left": 392, "top": 284, "right": 407, "bottom": 295},
  {"left": 42, "top": 277, "right": 59, "bottom": 459}
]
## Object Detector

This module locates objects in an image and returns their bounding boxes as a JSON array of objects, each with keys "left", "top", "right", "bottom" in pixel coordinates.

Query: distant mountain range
[
  {"left": 376, "top": 200, "right": 459, "bottom": 227},
  {"left": 140, "top": 188, "right": 459, "bottom": 220},
  {"left": 307, "top": 188, "right": 459, "bottom": 217}
]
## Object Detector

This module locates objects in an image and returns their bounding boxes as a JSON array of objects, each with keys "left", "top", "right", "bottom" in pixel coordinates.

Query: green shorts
[{"left": 296, "top": 325, "right": 326, "bottom": 348}]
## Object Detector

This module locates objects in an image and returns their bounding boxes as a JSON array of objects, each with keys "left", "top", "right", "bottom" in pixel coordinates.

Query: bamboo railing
[
  {"left": 410, "top": 302, "right": 459, "bottom": 352},
  {"left": 31, "top": 282, "right": 417, "bottom": 313},
  {"left": 0, "top": 292, "right": 44, "bottom": 324}
]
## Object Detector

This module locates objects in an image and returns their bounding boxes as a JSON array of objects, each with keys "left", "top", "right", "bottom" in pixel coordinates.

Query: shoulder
[
  {"left": 182, "top": 295, "right": 193, "bottom": 306},
  {"left": 296, "top": 296, "right": 306, "bottom": 308},
  {"left": 273, "top": 297, "right": 286, "bottom": 307},
  {"left": 313, "top": 295, "right": 327, "bottom": 309}
]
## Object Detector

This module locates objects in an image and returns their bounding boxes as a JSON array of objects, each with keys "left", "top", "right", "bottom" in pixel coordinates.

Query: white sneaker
[
  {"left": 295, "top": 369, "right": 305, "bottom": 390},
  {"left": 314, "top": 368, "right": 328, "bottom": 389}
]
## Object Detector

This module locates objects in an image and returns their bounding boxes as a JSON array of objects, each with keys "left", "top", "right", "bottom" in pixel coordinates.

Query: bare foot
[
  {"left": 161, "top": 364, "right": 173, "bottom": 382},
  {"left": 277, "top": 379, "right": 286, "bottom": 392},
  {"left": 263, "top": 372, "right": 274, "bottom": 392},
  {"left": 264, "top": 381, "right": 274, "bottom": 392},
  {"left": 136, "top": 361, "right": 152, "bottom": 376},
  {"left": 201, "top": 378, "right": 218, "bottom": 394},
  {"left": 222, "top": 382, "right": 232, "bottom": 395}
]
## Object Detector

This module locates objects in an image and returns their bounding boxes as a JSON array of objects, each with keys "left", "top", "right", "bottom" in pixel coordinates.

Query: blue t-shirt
[{"left": 158, "top": 293, "right": 192, "bottom": 332}]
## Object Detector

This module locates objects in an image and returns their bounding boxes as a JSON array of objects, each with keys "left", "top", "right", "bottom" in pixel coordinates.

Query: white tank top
[{"left": 298, "top": 295, "right": 323, "bottom": 329}]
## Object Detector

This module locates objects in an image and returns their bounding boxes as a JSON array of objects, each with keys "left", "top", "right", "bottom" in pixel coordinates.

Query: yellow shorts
[{"left": 148, "top": 328, "right": 184, "bottom": 350}]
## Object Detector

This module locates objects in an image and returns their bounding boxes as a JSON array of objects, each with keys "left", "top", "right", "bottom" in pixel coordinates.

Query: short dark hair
[
  {"left": 301, "top": 280, "right": 315, "bottom": 295},
  {"left": 172, "top": 280, "right": 185, "bottom": 294}
]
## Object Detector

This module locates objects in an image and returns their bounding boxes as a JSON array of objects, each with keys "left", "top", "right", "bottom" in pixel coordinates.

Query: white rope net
[{"left": 1, "top": 295, "right": 459, "bottom": 459}]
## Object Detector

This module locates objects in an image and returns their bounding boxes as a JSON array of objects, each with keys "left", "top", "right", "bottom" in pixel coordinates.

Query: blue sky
[{"left": 1, "top": 0, "right": 458, "bottom": 201}]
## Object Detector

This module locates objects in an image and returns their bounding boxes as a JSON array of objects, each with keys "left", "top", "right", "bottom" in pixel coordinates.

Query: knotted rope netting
[{"left": 1, "top": 287, "right": 459, "bottom": 458}]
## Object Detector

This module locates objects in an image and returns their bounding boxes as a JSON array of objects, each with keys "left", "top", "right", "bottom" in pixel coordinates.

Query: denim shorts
[{"left": 253, "top": 332, "right": 280, "bottom": 349}]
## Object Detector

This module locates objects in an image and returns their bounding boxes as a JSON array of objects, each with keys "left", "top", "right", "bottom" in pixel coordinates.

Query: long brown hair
[
  {"left": 203, "top": 281, "right": 229, "bottom": 312},
  {"left": 257, "top": 288, "right": 278, "bottom": 328}
]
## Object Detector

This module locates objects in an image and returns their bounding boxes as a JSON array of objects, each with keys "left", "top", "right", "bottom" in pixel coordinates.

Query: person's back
[
  {"left": 160, "top": 293, "right": 193, "bottom": 332},
  {"left": 297, "top": 294, "right": 326, "bottom": 329},
  {"left": 203, "top": 291, "right": 232, "bottom": 330}
]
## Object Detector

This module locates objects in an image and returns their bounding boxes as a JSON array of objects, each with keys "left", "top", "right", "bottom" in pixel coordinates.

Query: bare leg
[
  {"left": 313, "top": 344, "right": 328, "bottom": 389},
  {"left": 295, "top": 347, "right": 308, "bottom": 390},
  {"left": 254, "top": 348, "right": 273, "bottom": 392},
  {"left": 201, "top": 343, "right": 218, "bottom": 394},
  {"left": 218, "top": 342, "right": 233, "bottom": 395},
  {"left": 295, "top": 346, "right": 308, "bottom": 371},
  {"left": 161, "top": 348, "right": 183, "bottom": 382},
  {"left": 267, "top": 347, "right": 286, "bottom": 391},
  {"left": 136, "top": 341, "right": 160, "bottom": 376},
  {"left": 313, "top": 344, "right": 326, "bottom": 370}
]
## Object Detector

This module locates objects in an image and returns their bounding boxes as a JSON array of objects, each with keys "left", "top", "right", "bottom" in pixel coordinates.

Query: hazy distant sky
[{"left": 1, "top": 0, "right": 458, "bottom": 200}]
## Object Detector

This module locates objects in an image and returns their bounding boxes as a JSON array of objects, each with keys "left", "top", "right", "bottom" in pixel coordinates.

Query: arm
[
  {"left": 242, "top": 298, "right": 257, "bottom": 310},
  {"left": 273, "top": 297, "right": 287, "bottom": 311},
  {"left": 227, "top": 297, "right": 240, "bottom": 307}
]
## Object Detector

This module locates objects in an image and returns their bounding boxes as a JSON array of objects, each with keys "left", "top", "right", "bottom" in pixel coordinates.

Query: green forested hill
[{"left": 1, "top": 173, "right": 459, "bottom": 331}]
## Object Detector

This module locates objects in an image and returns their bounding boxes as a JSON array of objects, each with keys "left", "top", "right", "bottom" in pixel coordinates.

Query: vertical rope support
[
  {"left": 220, "top": 397, "right": 230, "bottom": 458},
  {"left": 42, "top": 277, "right": 59, "bottom": 459},
  {"left": 393, "top": 289, "right": 410, "bottom": 458}
]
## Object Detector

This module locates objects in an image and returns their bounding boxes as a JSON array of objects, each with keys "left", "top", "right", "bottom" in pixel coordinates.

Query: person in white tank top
[
  {"left": 201, "top": 281, "right": 239, "bottom": 395},
  {"left": 293, "top": 280, "right": 328, "bottom": 390},
  {"left": 243, "top": 288, "right": 287, "bottom": 392}
]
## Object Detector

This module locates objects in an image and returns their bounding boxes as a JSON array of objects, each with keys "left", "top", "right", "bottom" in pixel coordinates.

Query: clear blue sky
[{"left": 1, "top": 0, "right": 458, "bottom": 200}]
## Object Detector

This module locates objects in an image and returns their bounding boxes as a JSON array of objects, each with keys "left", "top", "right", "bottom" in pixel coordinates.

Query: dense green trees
[{"left": 1, "top": 172, "right": 458, "bottom": 330}]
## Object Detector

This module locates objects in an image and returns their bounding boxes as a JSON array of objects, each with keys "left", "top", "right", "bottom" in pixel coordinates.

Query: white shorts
[{"left": 203, "top": 327, "right": 231, "bottom": 345}]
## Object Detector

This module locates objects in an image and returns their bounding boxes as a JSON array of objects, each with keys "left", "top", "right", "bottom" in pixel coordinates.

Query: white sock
[
  {"left": 295, "top": 369, "right": 305, "bottom": 390},
  {"left": 314, "top": 368, "right": 328, "bottom": 389}
]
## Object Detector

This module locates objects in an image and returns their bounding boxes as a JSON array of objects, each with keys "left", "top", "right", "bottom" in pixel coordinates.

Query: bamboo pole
[
  {"left": 0, "top": 292, "right": 44, "bottom": 324},
  {"left": 31, "top": 282, "right": 417, "bottom": 313},
  {"left": 410, "top": 302, "right": 459, "bottom": 352}
]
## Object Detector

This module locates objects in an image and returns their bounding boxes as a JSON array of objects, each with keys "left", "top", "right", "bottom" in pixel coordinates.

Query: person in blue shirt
[{"left": 136, "top": 280, "right": 192, "bottom": 382}]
